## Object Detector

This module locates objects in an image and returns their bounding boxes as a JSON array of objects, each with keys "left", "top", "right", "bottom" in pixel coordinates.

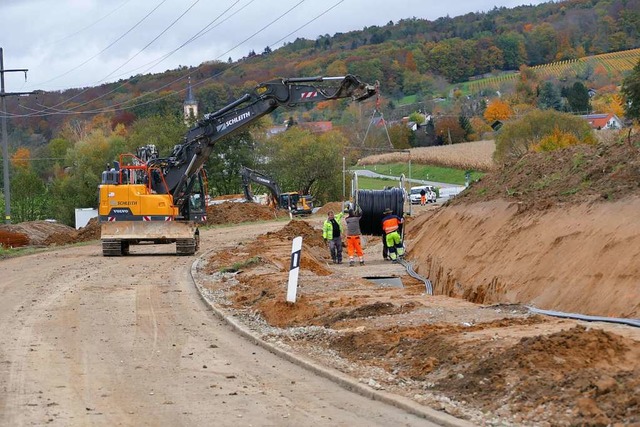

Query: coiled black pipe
[{"left": 357, "top": 188, "right": 404, "bottom": 236}]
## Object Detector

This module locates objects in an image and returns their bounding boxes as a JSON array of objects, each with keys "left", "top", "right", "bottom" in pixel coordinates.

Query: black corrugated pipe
[{"left": 357, "top": 187, "right": 404, "bottom": 236}]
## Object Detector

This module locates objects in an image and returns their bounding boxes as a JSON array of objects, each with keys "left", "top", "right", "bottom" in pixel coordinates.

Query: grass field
[{"left": 353, "top": 164, "right": 484, "bottom": 186}]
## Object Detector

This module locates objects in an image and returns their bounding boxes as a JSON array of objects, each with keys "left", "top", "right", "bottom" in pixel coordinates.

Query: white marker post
[{"left": 286, "top": 236, "right": 302, "bottom": 303}]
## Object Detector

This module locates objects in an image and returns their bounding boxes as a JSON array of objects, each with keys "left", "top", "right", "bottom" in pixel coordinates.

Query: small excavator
[
  {"left": 98, "top": 75, "right": 376, "bottom": 256},
  {"left": 240, "top": 166, "right": 313, "bottom": 216}
]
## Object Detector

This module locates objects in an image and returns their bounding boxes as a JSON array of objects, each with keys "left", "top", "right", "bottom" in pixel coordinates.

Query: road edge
[{"left": 189, "top": 255, "right": 473, "bottom": 427}]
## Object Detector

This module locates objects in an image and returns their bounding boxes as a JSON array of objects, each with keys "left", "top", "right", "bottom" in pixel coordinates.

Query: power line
[
  {"left": 1, "top": 48, "right": 38, "bottom": 224},
  {"left": 3, "top": 1, "right": 345, "bottom": 119}
]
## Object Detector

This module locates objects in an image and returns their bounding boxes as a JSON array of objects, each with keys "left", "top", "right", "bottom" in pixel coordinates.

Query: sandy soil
[{"left": 195, "top": 197, "right": 639, "bottom": 426}]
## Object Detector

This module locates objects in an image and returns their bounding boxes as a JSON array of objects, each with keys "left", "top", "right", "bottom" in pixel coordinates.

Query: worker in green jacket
[{"left": 322, "top": 209, "right": 346, "bottom": 264}]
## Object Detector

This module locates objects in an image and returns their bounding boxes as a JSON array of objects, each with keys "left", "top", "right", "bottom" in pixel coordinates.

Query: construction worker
[
  {"left": 323, "top": 209, "right": 345, "bottom": 264},
  {"left": 420, "top": 188, "right": 426, "bottom": 206},
  {"left": 381, "top": 207, "right": 404, "bottom": 262},
  {"left": 345, "top": 207, "right": 364, "bottom": 267}
]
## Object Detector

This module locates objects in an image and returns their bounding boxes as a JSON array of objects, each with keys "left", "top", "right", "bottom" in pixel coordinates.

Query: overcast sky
[{"left": 2, "top": 0, "right": 549, "bottom": 92}]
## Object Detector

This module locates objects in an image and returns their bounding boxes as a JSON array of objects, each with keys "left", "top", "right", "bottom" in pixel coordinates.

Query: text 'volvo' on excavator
[{"left": 98, "top": 75, "right": 377, "bottom": 256}]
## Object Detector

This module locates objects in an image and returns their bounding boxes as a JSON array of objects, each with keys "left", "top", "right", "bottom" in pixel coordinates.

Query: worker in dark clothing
[
  {"left": 381, "top": 207, "right": 404, "bottom": 262},
  {"left": 420, "top": 188, "right": 427, "bottom": 205},
  {"left": 345, "top": 207, "right": 364, "bottom": 267},
  {"left": 322, "top": 210, "right": 345, "bottom": 264}
]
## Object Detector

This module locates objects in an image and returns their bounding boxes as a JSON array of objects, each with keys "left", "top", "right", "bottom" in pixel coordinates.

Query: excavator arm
[
  {"left": 240, "top": 166, "right": 282, "bottom": 203},
  {"left": 151, "top": 75, "right": 376, "bottom": 210}
]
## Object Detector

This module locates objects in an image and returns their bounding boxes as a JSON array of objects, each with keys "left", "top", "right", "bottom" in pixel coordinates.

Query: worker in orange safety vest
[{"left": 381, "top": 207, "right": 404, "bottom": 262}]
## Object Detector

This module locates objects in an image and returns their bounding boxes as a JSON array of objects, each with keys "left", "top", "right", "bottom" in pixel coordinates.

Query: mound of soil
[
  {"left": 205, "top": 201, "right": 288, "bottom": 225},
  {"left": 75, "top": 217, "right": 101, "bottom": 242},
  {"left": 0, "top": 221, "right": 77, "bottom": 247},
  {"left": 264, "top": 220, "right": 326, "bottom": 248},
  {"left": 0, "top": 229, "right": 29, "bottom": 248},
  {"left": 315, "top": 201, "right": 344, "bottom": 215}
]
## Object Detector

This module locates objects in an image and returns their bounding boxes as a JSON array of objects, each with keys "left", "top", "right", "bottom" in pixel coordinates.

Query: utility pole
[{"left": 1, "top": 47, "right": 37, "bottom": 224}]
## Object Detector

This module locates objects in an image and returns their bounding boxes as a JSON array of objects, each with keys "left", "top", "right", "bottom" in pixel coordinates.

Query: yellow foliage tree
[
  {"left": 530, "top": 127, "right": 583, "bottom": 152},
  {"left": 11, "top": 147, "right": 31, "bottom": 169},
  {"left": 484, "top": 99, "right": 514, "bottom": 122}
]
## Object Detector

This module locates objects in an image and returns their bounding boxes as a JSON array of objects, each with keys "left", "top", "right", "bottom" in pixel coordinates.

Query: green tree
[
  {"left": 537, "top": 82, "right": 563, "bottom": 111},
  {"left": 622, "top": 58, "right": 640, "bottom": 122},
  {"left": 204, "top": 129, "right": 257, "bottom": 196},
  {"left": 388, "top": 124, "right": 411, "bottom": 149},
  {"left": 11, "top": 167, "right": 48, "bottom": 223},
  {"left": 496, "top": 32, "right": 527, "bottom": 69},
  {"left": 564, "top": 82, "right": 591, "bottom": 114},
  {"left": 494, "top": 109, "right": 595, "bottom": 163},
  {"left": 50, "top": 131, "right": 127, "bottom": 225},
  {"left": 126, "top": 114, "right": 186, "bottom": 157},
  {"left": 257, "top": 127, "right": 347, "bottom": 204}
]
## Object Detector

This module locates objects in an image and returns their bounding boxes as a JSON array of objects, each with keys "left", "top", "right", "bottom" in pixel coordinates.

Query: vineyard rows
[{"left": 464, "top": 48, "right": 640, "bottom": 94}]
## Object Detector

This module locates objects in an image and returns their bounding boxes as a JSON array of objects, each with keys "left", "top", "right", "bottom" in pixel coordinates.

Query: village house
[{"left": 580, "top": 113, "right": 623, "bottom": 130}]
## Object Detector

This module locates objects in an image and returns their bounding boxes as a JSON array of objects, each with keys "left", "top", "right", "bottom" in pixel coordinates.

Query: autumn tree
[
  {"left": 484, "top": 98, "right": 514, "bottom": 122},
  {"left": 434, "top": 116, "right": 466, "bottom": 144},
  {"left": 11, "top": 147, "right": 31, "bottom": 169}
]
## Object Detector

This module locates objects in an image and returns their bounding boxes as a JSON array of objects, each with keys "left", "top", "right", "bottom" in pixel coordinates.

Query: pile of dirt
[
  {"left": 0, "top": 221, "right": 77, "bottom": 247},
  {"left": 263, "top": 220, "right": 325, "bottom": 248},
  {"left": 204, "top": 201, "right": 288, "bottom": 225},
  {"left": 74, "top": 217, "right": 101, "bottom": 242},
  {"left": 315, "top": 201, "right": 344, "bottom": 216},
  {"left": 0, "top": 229, "right": 29, "bottom": 248}
]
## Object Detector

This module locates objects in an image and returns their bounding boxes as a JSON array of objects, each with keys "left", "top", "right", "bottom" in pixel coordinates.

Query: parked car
[{"left": 409, "top": 185, "right": 437, "bottom": 204}]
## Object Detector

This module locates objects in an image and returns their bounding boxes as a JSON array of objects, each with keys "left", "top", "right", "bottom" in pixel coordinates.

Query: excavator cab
[{"left": 278, "top": 192, "right": 313, "bottom": 216}]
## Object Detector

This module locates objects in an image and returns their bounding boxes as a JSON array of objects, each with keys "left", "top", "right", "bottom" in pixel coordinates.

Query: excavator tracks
[
  {"left": 101, "top": 239, "right": 129, "bottom": 256},
  {"left": 176, "top": 236, "right": 199, "bottom": 256}
]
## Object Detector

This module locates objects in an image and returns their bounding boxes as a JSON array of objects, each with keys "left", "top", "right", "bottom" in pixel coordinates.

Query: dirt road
[{"left": 0, "top": 222, "right": 439, "bottom": 427}]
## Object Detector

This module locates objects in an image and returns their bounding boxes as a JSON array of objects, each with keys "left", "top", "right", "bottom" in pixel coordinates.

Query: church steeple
[{"left": 183, "top": 77, "right": 198, "bottom": 124}]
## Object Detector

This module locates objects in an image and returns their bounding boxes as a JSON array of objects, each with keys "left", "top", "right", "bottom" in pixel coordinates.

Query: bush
[{"left": 494, "top": 110, "right": 595, "bottom": 163}]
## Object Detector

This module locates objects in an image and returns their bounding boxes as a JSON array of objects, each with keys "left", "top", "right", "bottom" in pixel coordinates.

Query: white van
[{"left": 409, "top": 185, "right": 436, "bottom": 204}]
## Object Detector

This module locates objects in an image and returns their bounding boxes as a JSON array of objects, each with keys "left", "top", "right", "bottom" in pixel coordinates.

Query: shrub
[{"left": 494, "top": 109, "right": 595, "bottom": 163}]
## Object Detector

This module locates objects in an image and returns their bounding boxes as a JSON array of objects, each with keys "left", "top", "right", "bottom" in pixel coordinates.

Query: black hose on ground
[{"left": 357, "top": 187, "right": 404, "bottom": 236}]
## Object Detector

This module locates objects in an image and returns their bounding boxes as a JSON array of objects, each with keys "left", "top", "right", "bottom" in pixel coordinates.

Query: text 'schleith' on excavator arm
[{"left": 161, "top": 75, "right": 377, "bottom": 211}]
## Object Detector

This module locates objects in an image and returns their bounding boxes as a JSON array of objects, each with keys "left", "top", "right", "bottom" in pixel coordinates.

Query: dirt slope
[{"left": 407, "top": 198, "right": 640, "bottom": 318}]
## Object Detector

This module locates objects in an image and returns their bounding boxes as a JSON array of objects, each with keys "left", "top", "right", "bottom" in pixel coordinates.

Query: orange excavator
[{"left": 98, "top": 75, "right": 376, "bottom": 256}]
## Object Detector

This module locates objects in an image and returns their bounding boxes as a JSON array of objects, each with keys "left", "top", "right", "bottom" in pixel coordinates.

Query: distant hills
[{"left": 5, "top": 0, "right": 639, "bottom": 141}]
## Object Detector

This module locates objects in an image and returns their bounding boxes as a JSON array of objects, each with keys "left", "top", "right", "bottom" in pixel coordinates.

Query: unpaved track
[{"left": 0, "top": 222, "right": 435, "bottom": 426}]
